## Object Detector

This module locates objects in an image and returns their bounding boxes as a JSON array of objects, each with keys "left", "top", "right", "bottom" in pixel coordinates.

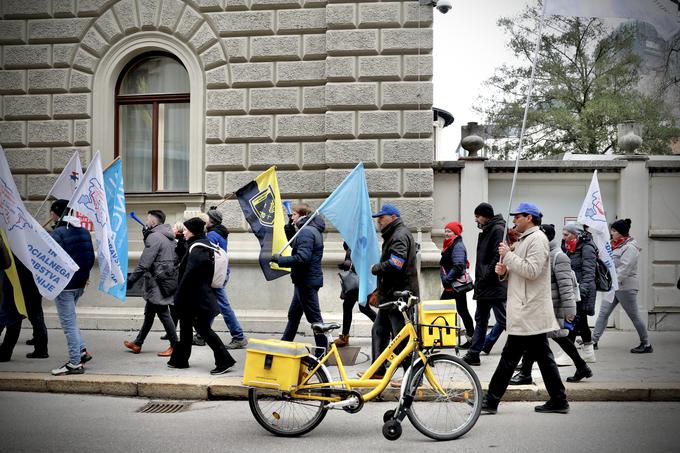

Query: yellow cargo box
[
  {"left": 243, "top": 339, "right": 311, "bottom": 392},
  {"left": 418, "top": 300, "right": 458, "bottom": 348}
]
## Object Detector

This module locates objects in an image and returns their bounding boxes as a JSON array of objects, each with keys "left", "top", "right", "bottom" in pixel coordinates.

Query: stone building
[{"left": 0, "top": 0, "right": 439, "bottom": 316}]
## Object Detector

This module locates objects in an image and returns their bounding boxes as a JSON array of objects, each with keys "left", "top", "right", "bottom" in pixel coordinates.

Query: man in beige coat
[{"left": 481, "top": 202, "right": 569, "bottom": 415}]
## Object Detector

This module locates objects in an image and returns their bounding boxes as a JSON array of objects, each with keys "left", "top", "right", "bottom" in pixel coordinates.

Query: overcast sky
[{"left": 432, "top": 0, "right": 533, "bottom": 160}]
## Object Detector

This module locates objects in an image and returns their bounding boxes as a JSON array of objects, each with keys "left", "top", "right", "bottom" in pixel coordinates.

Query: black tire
[
  {"left": 248, "top": 356, "right": 329, "bottom": 437},
  {"left": 405, "top": 354, "right": 482, "bottom": 441},
  {"left": 382, "top": 420, "right": 402, "bottom": 441},
  {"left": 383, "top": 409, "right": 396, "bottom": 423}
]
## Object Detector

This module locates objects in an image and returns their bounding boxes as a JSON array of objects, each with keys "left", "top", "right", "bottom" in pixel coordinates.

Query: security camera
[{"left": 436, "top": 0, "right": 452, "bottom": 14}]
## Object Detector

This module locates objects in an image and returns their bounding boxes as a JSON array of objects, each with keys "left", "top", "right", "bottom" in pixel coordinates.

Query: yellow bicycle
[{"left": 246, "top": 291, "right": 482, "bottom": 441}]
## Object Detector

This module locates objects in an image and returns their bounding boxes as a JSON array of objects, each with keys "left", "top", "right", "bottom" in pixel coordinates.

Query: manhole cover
[{"left": 137, "top": 402, "right": 191, "bottom": 414}]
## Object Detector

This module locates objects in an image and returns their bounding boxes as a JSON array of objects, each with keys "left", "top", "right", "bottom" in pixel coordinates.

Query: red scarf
[
  {"left": 564, "top": 238, "right": 578, "bottom": 253},
  {"left": 611, "top": 236, "right": 629, "bottom": 250},
  {"left": 442, "top": 235, "right": 455, "bottom": 252}
]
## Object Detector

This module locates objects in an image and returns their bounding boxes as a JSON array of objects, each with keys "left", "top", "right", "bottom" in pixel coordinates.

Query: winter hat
[
  {"left": 148, "top": 209, "right": 166, "bottom": 224},
  {"left": 611, "top": 218, "right": 631, "bottom": 236},
  {"left": 540, "top": 224, "right": 556, "bottom": 242},
  {"left": 563, "top": 223, "right": 584, "bottom": 236},
  {"left": 183, "top": 217, "right": 206, "bottom": 235},
  {"left": 474, "top": 202, "right": 494, "bottom": 219},
  {"left": 207, "top": 209, "right": 223, "bottom": 225},
  {"left": 50, "top": 199, "right": 69, "bottom": 217},
  {"left": 445, "top": 221, "right": 463, "bottom": 236}
]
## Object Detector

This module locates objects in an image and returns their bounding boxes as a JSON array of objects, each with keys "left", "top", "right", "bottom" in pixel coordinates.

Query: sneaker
[
  {"left": 481, "top": 346, "right": 492, "bottom": 355},
  {"left": 534, "top": 399, "right": 569, "bottom": 414},
  {"left": 167, "top": 361, "right": 189, "bottom": 369},
  {"left": 26, "top": 351, "right": 49, "bottom": 359},
  {"left": 630, "top": 343, "right": 653, "bottom": 354},
  {"left": 459, "top": 341, "right": 472, "bottom": 350},
  {"left": 26, "top": 338, "right": 35, "bottom": 346},
  {"left": 225, "top": 338, "right": 248, "bottom": 349},
  {"left": 481, "top": 395, "right": 498, "bottom": 415},
  {"left": 210, "top": 364, "right": 234, "bottom": 375},
  {"left": 509, "top": 372, "right": 533, "bottom": 386},
  {"left": 554, "top": 350, "right": 573, "bottom": 367},
  {"left": 192, "top": 335, "right": 206, "bottom": 346},
  {"left": 566, "top": 365, "right": 593, "bottom": 383},
  {"left": 124, "top": 340, "right": 141, "bottom": 354},
  {"left": 462, "top": 353, "right": 480, "bottom": 366},
  {"left": 80, "top": 349, "right": 92, "bottom": 364},
  {"left": 51, "top": 362, "right": 84, "bottom": 376}
]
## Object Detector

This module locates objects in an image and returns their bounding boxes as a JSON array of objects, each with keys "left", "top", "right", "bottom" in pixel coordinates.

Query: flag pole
[
  {"left": 34, "top": 194, "right": 52, "bottom": 219},
  {"left": 275, "top": 210, "right": 319, "bottom": 255},
  {"left": 503, "top": 3, "right": 547, "bottom": 246},
  {"left": 103, "top": 155, "right": 121, "bottom": 173}
]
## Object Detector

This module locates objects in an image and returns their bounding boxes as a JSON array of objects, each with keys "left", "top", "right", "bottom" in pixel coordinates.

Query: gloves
[{"left": 270, "top": 254, "right": 280, "bottom": 264}]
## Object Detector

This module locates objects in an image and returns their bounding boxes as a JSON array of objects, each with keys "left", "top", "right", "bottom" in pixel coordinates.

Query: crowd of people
[{"left": 0, "top": 197, "right": 655, "bottom": 405}]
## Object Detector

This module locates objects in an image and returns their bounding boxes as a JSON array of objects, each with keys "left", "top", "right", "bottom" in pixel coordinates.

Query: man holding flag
[{"left": 47, "top": 200, "right": 95, "bottom": 376}]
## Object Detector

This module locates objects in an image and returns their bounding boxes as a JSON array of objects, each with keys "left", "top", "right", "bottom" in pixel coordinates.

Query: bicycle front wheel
[
  {"left": 406, "top": 353, "right": 482, "bottom": 441},
  {"left": 248, "top": 356, "right": 329, "bottom": 437}
]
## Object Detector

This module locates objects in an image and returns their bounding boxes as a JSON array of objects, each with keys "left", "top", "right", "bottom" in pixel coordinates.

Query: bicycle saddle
[{"left": 311, "top": 322, "right": 341, "bottom": 334}]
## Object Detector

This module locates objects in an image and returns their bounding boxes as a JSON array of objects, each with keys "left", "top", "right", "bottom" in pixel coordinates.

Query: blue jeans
[
  {"left": 469, "top": 298, "right": 506, "bottom": 355},
  {"left": 212, "top": 286, "right": 245, "bottom": 341},
  {"left": 54, "top": 288, "right": 85, "bottom": 365},
  {"left": 483, "top": 323, "right": 504, "bottom": 351}
]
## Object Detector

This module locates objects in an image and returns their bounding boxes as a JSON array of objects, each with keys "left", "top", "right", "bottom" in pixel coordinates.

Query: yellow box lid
[{"left": 246, "top": 338, "right": 311, "bottom": 357}]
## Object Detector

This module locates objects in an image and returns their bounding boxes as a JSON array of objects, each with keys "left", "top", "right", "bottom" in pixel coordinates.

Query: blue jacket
[
  {"left": 50, "top": 222, "right": 95, "bottom": 290},
  {"left": 278, "top": 215, "right": 325, "bottom": 288},
  {"left": 207, "top": 224, "right": 229, "bottom": 252},
  {"left": 440, "top": 235, "right": 467, "bottom": 289}
]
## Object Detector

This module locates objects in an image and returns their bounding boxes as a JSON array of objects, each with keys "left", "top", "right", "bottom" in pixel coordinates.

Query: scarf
[
  {"left": 611, "top": 236, "right": 629, "bottom": 250},
  {"left": 564, "top": 238, "right": 578, "bottom": 253}
]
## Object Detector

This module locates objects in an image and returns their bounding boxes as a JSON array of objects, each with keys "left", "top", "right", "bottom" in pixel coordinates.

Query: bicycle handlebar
[{"left": 377, "top": 293, "right": 420, "bottom": 312}]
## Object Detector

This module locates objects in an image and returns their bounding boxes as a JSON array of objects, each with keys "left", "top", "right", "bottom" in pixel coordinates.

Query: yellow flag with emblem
[
  {"left": 235, "top": 167, "right": 291, "bottom": 280},
  {"left": 0, "top": 228, "right": 27, "bottom": 316}
]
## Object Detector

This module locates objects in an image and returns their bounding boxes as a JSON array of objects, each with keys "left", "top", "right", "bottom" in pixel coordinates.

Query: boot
[
  {"left": 566, "top": 365, "right": 593, "bottom": 382},
  {"left": 333, "top": 334, "right": 350, "bottom": 347},
  {"left": 580, "top": 342, "right": 597, "bottom": 363},
  {"left": 554, "top": 350, "right": 573, "bottom": 367}
]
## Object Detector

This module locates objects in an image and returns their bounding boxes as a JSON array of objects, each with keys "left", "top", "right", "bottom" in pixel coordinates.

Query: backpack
[
  {"left": 595, "top": 258, "right": 612, "bottom": 292},
  {"left": 189, "top": 242, "right": 229, "bottom": 289}
]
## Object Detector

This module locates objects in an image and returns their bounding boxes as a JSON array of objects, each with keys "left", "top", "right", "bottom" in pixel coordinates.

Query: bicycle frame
[{"left": 294, "top": 314, "right": 446, "bottom": 403}]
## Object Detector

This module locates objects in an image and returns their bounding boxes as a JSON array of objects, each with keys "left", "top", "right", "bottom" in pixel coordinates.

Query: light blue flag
[
  {"left": 100, "top": 159, "right": 128, "bottom": 301},
  {"left": 318, "top": 162, "right": 381, "bottom": 306}
]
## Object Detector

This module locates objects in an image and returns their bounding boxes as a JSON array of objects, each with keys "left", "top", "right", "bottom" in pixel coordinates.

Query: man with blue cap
[
  {"left": 361, "top": 204, "right": 419, "bottom": 382},
  {"left": 481, "top": 201, "right": 570, "bottom": 415}
]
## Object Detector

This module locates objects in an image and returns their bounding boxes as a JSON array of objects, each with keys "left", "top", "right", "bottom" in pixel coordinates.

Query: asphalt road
[{"left": 1, "top": 392, "right": 679, "bottom": 452}]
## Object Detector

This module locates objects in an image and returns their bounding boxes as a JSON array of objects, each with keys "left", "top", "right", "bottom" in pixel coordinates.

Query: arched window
[{"left": 115, "top": 52, "right": 190, "bottom": 193}]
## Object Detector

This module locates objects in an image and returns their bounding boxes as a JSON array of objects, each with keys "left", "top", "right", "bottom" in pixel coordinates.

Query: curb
[{"left": 2, "top": 372, "right": 680, "bottom": 402}]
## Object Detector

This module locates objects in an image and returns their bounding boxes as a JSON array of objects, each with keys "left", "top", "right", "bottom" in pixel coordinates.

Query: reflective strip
[
  {"left": 421, "top": 302, "right": 457, "bottom": 311},
  {"left": 247, "top": 340, "right": 309, "bottom": 357}
]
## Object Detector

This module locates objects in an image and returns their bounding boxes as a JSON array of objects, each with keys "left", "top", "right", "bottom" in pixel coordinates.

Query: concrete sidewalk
[{"left": 1, "top": 326, "right": 679, "bottom": 401}]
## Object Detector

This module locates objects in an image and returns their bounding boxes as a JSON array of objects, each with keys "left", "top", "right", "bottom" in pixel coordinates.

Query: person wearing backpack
[
  {"left": 124, "top": 210, "right": 178, "bottom": 357},
  {"left": 206, "top": 208, "right": 248, "bottom": 350},
  {"left": 592, "top": 219, "right": 652, "bottom": 354},
  {"left": 168, "top": 217, "right": 235, "bottom": 375},
  {"left": 510, "top": 224, "right": 592, "bottom": 385},
  {"left": 560, "top": 223, "right": 597, "bottom": 365}
]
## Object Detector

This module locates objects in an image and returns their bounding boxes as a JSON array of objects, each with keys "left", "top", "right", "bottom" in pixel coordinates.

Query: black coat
[
  {"left": 372, "top": 218, "right": 419, "bottom": 305},
  {"left": 565, "top": 231, "right": 597, "bottom": 315},
  {"left": 278, "top": 215, "right": 326, "bottom": 288},
  {"left": 174, "top": 234, "right": 219, "bottom": 319},
  {"left": 473, "top": 214, "right": 507, "bottom": 301},
  {"left": 50, "top": 222, "right": 95, "bottom": 290},
  {"left": 440, "top": 236, "right": 467, "bottom": 289}
]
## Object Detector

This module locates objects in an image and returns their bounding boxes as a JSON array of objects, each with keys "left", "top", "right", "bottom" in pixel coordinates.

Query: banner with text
[{"left": 100, "top": 158, "right": 128, "bottom": 301}]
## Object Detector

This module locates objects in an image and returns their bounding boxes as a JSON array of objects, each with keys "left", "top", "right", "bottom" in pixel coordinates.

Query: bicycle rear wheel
[
  {"left": 248, "top": 356, "right": 329, "bottom": 437},
  {"left": 406, "top": 353, "right": 482, "bottom": 441}
]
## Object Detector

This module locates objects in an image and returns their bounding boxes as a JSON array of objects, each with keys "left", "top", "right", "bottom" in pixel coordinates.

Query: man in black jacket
[
  {"left": 464, "top": 203, "right": 507, "bottom": 366},
  {"left": 168, "top": 217, "right": 235, "bottom": 375},
  {"left": 272, "top": 203, "right": 327, "bottom": 352},
  {"left": 368, "top": 204, "right": 419, "bottom": 379}
]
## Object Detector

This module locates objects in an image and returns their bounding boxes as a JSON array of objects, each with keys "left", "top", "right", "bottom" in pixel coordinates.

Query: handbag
[
  {"left": 452, "top": 271, "right": 474, "bottom": 294},
  {"left": 338, "top": 265, "right": 359, "bottom": 299}
]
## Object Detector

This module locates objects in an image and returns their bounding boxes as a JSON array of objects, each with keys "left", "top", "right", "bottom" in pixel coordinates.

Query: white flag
[
  {"left": 544, "top": 0, "right": 680, "bottom": 40},
  {"left": 0, "top": 146, "right": 79, "bottom": 299},
  {"left": 68, "top": 151, "right": 124, "bottom": 291},
  {"left": 577, "top": 170, "right": 619, "bottom": 295},
  {"left": 50, "top": 152, "right": 83, "bottom": 200}
]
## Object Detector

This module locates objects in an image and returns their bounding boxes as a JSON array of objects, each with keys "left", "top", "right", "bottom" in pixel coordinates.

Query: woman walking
[
  {"left": 332, "top": 242, "right": 376, "bottom": 347},
  {"left": 592, "top": 219, "right": 652, "bottom": 354},
  {"left": 440, "top": 221, "right": 474, "bottom": 347}
]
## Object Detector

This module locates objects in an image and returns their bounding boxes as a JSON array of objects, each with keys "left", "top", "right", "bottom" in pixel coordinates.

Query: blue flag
[
  {"left": 318, "top": 162, "right": 380, "bottom": 306},
  {"left": 100, "top": 159, "right": 128, "bottom": 301}
]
